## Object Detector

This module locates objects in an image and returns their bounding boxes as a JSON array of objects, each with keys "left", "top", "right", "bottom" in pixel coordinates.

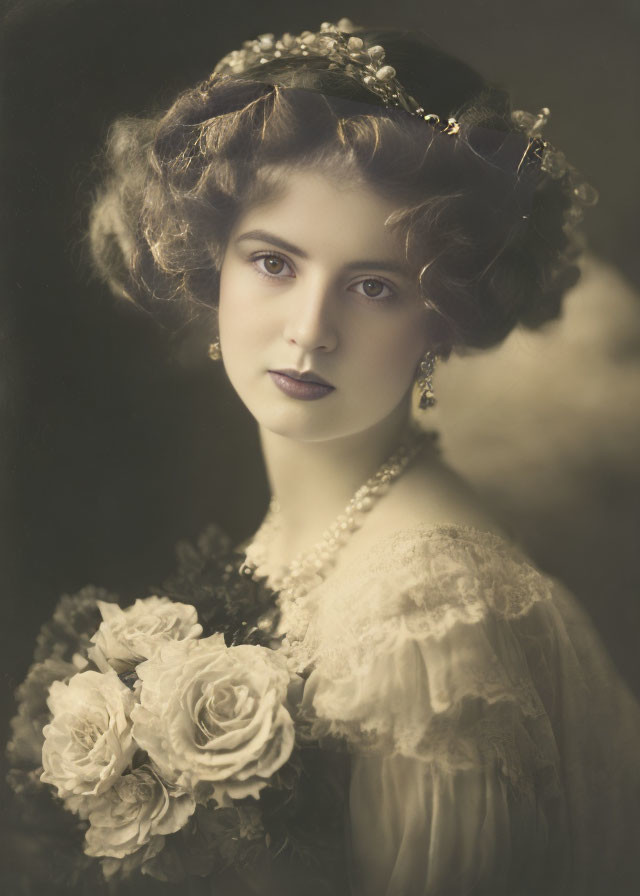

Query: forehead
[{"left": 231, "top": 168, "right": 408, "bottom": 265}]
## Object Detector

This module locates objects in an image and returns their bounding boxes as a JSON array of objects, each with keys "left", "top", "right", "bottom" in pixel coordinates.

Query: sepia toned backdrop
[{"left": 1, "top": 0, "right": 639, "bottom": 794}]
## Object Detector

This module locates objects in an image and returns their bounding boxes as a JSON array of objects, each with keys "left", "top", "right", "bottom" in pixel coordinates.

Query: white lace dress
[{"left": 244, "top": 523, "right": 640, "bottom": 896}]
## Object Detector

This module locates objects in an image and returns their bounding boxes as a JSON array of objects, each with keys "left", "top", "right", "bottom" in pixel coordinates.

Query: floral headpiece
[{"left": 212, "top": 17, "right": 598, "bottom": 249}]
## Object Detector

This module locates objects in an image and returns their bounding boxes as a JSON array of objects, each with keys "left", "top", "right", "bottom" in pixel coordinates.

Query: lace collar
[{"left": 239, "top": 522, "right": 527, "bottom": 675}]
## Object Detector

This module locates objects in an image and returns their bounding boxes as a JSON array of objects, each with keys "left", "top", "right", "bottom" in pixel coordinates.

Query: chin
[
  {"left": 258, "top": 410, "right": 343, "bottom": 442},
  {"left": 259, "top": 407, "right": 394, "bottom": 445}
]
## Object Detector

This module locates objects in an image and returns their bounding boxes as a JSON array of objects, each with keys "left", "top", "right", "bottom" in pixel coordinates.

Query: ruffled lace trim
[
  {"left": 293, "top": 523, "right": 555, "bottom": 669},
  {"left": 303, "top": 691, "right": 562, "bottom": 798},
  {"left": 245, "top": 523, "right": 555, "bottom": 677},
  {"left": 279, "top": 524, "right": 563, "bottom": 790},
  {"left": 357, "top": 523, "right": 555, "bottom": 627}
]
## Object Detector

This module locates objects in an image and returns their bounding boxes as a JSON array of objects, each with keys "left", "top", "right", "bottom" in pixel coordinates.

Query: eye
[
  {"left": 350, "top": 277, "right": 396, "bottom": 303},
  {"left": 251, "top": 252, "right": 294, "bottom": 280},
  {"left": 250, "top": 253, "right": 397, "bottom": 304}
]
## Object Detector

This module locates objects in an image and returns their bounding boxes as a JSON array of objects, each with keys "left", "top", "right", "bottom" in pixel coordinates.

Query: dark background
[{"left": 1, "top": 0, "right": 639, "bottom": 841}]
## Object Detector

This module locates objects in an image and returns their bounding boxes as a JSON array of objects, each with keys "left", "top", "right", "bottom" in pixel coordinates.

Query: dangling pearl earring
[
  {"left": 416, "top": 350, "right": 437, "bottom": 409},
  {"left": 208, "top": 339, "right": 222, "bottom": 361}
]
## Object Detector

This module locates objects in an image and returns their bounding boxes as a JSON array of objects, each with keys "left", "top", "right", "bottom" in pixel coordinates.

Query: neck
[{"left": 257, "top": 396, "right": 419, "bottom": 558}]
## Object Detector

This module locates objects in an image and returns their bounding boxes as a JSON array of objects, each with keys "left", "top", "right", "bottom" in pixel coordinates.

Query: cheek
[
  {"left": 218, "top": 263, "right": 247, "bottom": 333},
  {"left": 218, "top": 265, "right": 267, "bottom": 349},
  {"left": 354, "top": 317, "right": 426, "bottom": 387}
]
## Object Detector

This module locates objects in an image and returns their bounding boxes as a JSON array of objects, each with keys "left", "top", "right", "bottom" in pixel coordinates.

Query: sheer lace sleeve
[{"left": 295, "top": 525, "right": 640, "bottom": 895}]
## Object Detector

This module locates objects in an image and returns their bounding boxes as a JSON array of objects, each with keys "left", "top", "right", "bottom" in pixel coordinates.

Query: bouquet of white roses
[
  {"left": 41, "top": 596, "right": 296, "bottom": 881},
  {"left": 7, "top": 527, "right": 349, "bottom": 894}
]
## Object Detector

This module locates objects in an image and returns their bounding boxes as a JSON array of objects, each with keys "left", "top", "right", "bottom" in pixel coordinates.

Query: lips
[
  {"left": 268, "top": 370, "right": 335, "bottom": 401},
  {"left": 270, "top": 368, "right": 334, "bottom": 388}
]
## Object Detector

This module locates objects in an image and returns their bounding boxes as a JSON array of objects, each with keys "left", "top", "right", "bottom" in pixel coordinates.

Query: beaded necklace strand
[{"left": 240, "top": 426, "right": 439, "bottom": 608}]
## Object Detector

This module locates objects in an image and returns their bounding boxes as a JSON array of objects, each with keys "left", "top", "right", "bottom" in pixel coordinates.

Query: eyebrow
[{"left": 235, "top": 229, "right": 409, "bottom": 276}]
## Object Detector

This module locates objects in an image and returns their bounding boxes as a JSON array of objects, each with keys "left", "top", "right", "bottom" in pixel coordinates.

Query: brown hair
[{"left": 89, "top": 28, "right": 583, "bottom": 356}]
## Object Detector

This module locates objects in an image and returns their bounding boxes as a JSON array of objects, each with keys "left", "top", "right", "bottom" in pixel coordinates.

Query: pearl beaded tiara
[
  {"left": 211, "top": 17, "right": 599, "bottom": 246},
  {"left": 213, "top": 17, "right": 462, "bottom": 135}
]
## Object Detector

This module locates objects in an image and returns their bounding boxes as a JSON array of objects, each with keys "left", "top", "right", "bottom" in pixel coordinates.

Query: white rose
[
  {"left": 88, "top": 596, "right": 202, "bottom": 674},
  {"left": 84, "top": 764, "right": 195, "bottom": 862},
  {"left": 131, "top": 635, "right": 295, "bottom": 807},
  {"left": 41, "top": 669, "right": 136, "bottom": 803}
]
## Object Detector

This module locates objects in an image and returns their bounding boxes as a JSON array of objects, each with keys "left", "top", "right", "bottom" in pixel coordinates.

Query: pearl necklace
[{"left": 240, "top": 426, "right": 439, "bottom": 611}]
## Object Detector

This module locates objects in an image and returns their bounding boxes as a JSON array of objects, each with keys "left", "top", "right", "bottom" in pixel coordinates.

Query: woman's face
[{"left": 218, "top": 168, "right": 430, "bottom": 443}]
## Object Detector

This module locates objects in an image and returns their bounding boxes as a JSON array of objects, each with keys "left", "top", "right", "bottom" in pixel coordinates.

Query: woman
[{"left": 88, "top": 18, "right": 640, "bottom": 895}]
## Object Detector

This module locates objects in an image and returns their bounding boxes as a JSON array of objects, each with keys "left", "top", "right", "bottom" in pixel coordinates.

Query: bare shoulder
[
  {"left": 360, "top": 451, "right": 509, "bottom": 544},
  {"left": 327, "top": 452, "right": 510, "bottom": 584}
]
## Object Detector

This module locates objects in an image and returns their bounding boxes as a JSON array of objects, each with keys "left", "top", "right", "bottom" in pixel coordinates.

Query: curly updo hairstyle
[{"left": 89, "top": 27, "right": 584, "bottom": 357}]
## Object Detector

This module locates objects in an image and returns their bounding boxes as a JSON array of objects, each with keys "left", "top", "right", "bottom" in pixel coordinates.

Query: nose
[{"left": 282, "top": 279, "right": 338, "bottom": 353}]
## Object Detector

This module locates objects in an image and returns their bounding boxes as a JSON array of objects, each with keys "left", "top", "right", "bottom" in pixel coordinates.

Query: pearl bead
[{"left": 375, "top": 65, "right": 397, "bottom": 82}]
